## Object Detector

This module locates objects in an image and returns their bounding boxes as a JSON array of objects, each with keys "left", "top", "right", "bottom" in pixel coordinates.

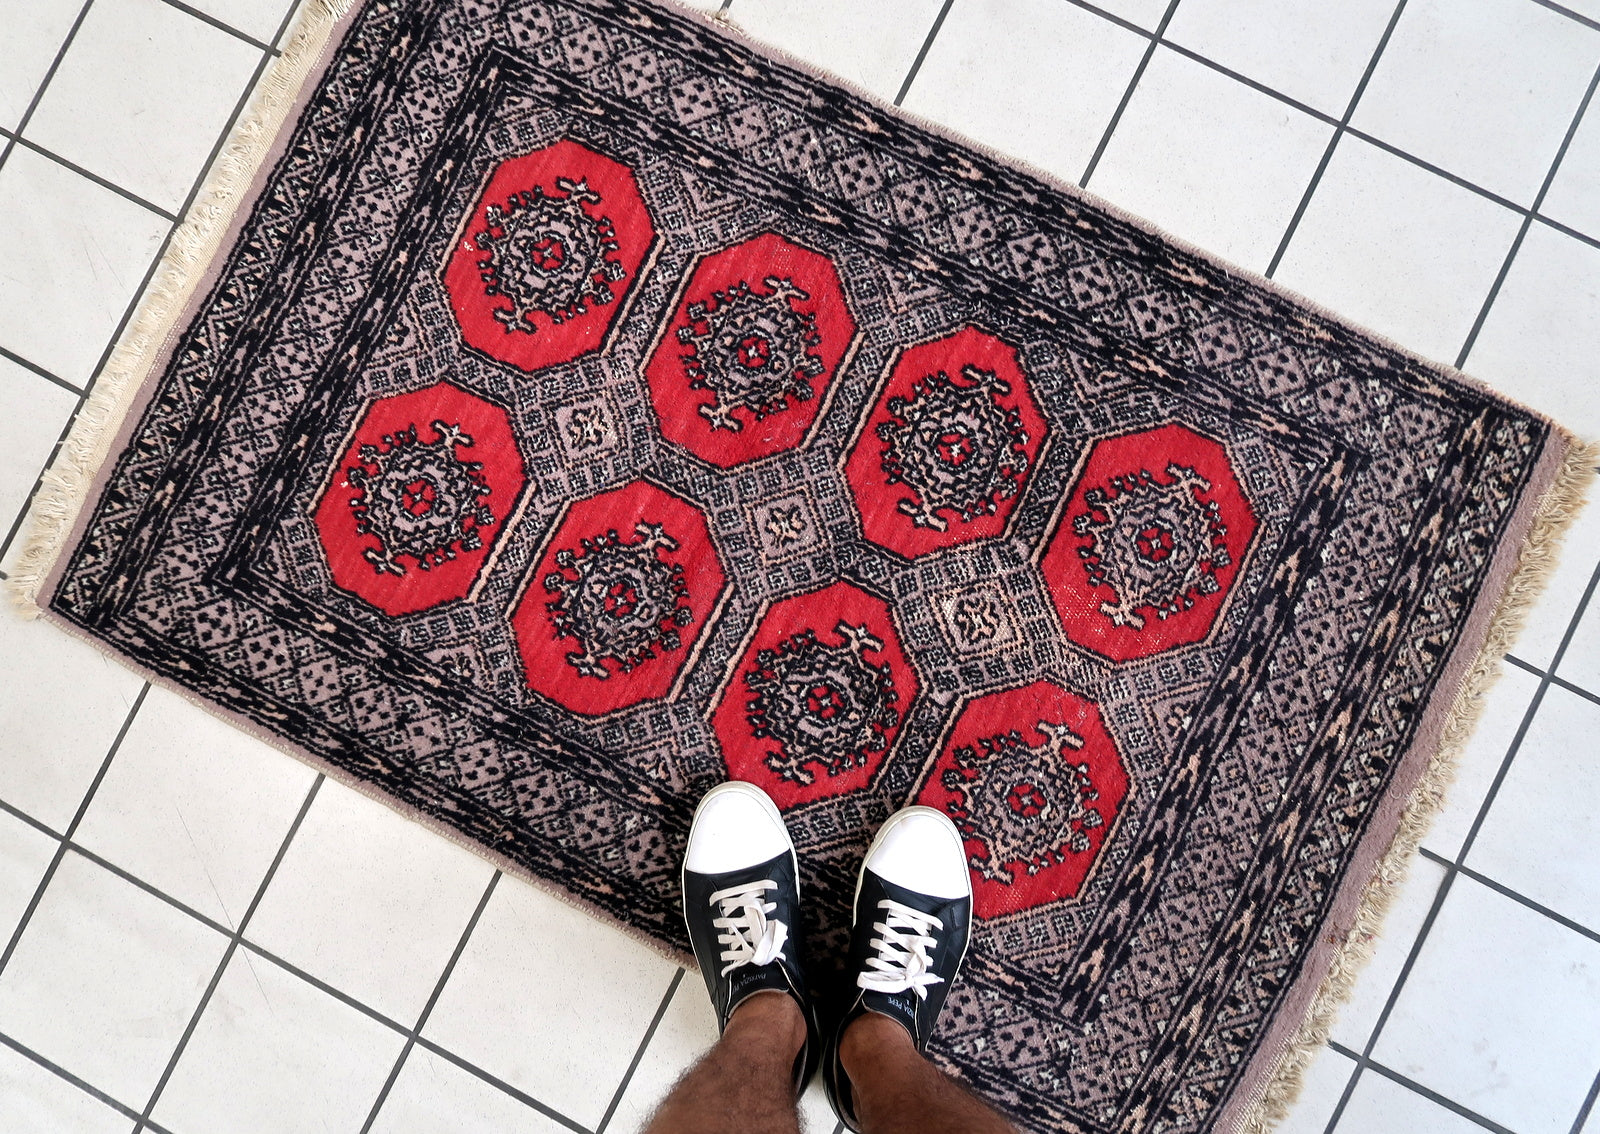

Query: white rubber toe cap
[
  {"left": 862, "top": 806, "right": 971, "bottom": 900},
  {"left": 684, "top": 781, "right": 793, "bottom": 874}
]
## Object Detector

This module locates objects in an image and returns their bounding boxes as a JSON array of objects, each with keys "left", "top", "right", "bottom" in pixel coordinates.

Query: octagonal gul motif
[
  {"left": 843, "top": 327, "right": 1047, "bottom": 559},
  {"left": 643, "top": 232, "right": 858, "bottom": 467},
  {"left": 443, "top": 140, "right": 656, "bottom": 373},
  {"left": 712, "top": 581, "right": 916, "bottom": 810},
  {"left": 314, "top": 381, "right": 527, "bottom": 617},
  {"left": 914, "top": 681, "right": 1129, "bottom": 920},
  {"left": 511, "top": 479, "right": 726, "bottom": 716},
  {"left": 1040, "top": 423, "right": 1258, "bottom": 663}
]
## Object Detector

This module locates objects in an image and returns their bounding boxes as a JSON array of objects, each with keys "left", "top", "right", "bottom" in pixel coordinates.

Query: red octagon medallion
[
  {"left": 843, "top": 327, "right": 1047, "bottom": 560},
  {"left": 643, "top": 232, "right": 858, "bottom": 467},
  {"left": 914, "top": 681, "right": 1129, "bottom": 920},
  {"left": 511, "top": 479, "right": 726, "bottom": 717},
  {"left": 711, "top": 581, "right": 916, "bottom": 810},
  {"left": 314, "top": 381, "right": 527, "bottom": 617},
  {"left": 1040, "top": 423, "right": 1258, "bottom": 663},
  {"left": 443, "top": 140, "right": 656, "bottom": 373}
]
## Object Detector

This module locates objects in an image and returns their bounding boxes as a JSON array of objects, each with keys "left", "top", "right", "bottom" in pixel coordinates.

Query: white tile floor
[{"left": 0, "top": 0, "right": 1597, "bottom": 1131}]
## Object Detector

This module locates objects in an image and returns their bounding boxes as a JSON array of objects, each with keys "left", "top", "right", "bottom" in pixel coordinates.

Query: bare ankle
[
  {"left": 726, "top": 989, "right": 807, "bottom": 1062},
  {"left": 839, "top": 1009, "right": 915, "bottom": 1081}
]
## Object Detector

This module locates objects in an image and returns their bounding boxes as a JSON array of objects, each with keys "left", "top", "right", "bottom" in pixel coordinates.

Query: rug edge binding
[
  {"left": 6, "top": 0, "right": 361, "bottom": 617},
  {"left": 1232, "top": 430, "right": 1599, "bottom": 1134}
]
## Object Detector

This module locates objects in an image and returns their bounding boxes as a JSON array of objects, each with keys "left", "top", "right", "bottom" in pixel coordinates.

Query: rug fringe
[
  {"left": 1236, "top": 433, "right": 1598, "bottom": 1132},
  {"left": 7, "top": 0, "right": 358, "bottom": 616}
]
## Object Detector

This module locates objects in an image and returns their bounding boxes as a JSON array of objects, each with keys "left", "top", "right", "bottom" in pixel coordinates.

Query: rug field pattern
[{"left": 43, "top": 2, "right": 1556, "bottom": 1130}]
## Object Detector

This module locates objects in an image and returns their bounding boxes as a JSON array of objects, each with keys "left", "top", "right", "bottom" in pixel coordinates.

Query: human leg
[
  {"left": 643, "top": 990, "right": 806, "bottom": 1134},
  {"left": 838, "top": 1011, "right": 1014, "bottom": 1134}
]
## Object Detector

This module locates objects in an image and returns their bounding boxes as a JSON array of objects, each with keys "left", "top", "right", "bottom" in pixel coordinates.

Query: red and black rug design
[{"left": 43, "top": 3, "right": 1568, "bottom": 1131}]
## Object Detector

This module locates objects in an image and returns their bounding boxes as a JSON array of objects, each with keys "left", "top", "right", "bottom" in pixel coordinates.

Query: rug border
[{"left": 10, "top": 1, "right": 1598, "bottom": 1129}]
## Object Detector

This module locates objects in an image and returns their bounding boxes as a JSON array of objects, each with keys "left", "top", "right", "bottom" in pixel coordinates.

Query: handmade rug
[{"left": 19, "top": 1, "right": 1591, "bottom": 1131}]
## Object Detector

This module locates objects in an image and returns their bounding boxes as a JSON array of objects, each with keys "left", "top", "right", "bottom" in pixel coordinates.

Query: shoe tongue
[{"left": 726, "top": 958, "right": 795, "bottom": 1014}]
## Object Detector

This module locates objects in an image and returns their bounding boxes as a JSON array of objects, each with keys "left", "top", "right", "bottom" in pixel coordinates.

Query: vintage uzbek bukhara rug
[{"left": 27, "top": 1, "right": 1590, "bottom": 1130}]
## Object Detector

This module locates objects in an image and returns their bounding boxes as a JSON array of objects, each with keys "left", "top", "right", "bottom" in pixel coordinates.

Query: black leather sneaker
[
  {"left": 682, "top": 780, "right": 819, "bottom": 1096},
  {"left": 823, "top": 805, "right": 974, "bottom": 1131}
]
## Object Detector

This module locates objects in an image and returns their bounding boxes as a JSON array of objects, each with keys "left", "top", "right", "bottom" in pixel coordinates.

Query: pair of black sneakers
[{"left": 681, "top": 782, "right": 973, "bottom": 1131}]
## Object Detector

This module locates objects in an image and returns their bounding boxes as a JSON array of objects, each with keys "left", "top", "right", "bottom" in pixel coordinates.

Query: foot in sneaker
[
  {"left": 681, "top": 781, "right": 819, "bottom": 1096},
  {"left": 824, "top": 806, "right": 973, "bottom": 1130}
]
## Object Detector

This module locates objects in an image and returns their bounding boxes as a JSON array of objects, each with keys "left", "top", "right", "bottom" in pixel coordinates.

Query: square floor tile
[
  {"left": 369, "top": 1046, "right": 569, "bottom": 1134},
  {"left": 1085, "top": 46, "right": 1333, "bottom": 271},
  {"left": 0, "top": 809, "right": 57, "bottom": 951},
  {"left": 422, "top": 879, "right": 679, "bottom": 1129},
  {"left": 0, "top": 0, "right": 83, "bottom": 132},
  {"left": 1278, "top": 1044, "right": 1358, "bottom": 1134},
  {"left": 1467, "top": 685, "right": 1600, "bottom": 933},
  {"left": 1273, "top": 134, "right": 1522, "bottom": 364},
  {"left": 1333, "top": 1068, "right": 1490, "bottom": 1134},
  {"left": 0, "top": 356, "right": 78, "bottom": 542},
  {"left": 71, "top": 686, "right": 316, "bottom": 929},
  {"left": 24, "top": 0, "right": 263, "bottom": 215},
  {"left": 730, "top": 0, "right": 944, "bottom": 103},
  {"left": 181, "top": 0, "right": 298, "bottom": 44},
  {"left": 1542, "top": 98, "right": 1600, "bottom": 243},
  {"left": 0, "top": 610, "right": 145, "bottom": 832},
  {"left": 1421, "top": 663, "right": 1540, "bottom": 859},
  {"left": 1370, "top": 874, "right": 1600, "bottom": 1134},
  {"left": 1465, "top": 223, "right": 1600, "bottom": 442},
  {"left": 1164, "top": 0, "right": 1399, "bottom": 117},
  {"left": 1328, "top": 853, "right": 1447, "bottom": 1050},
  {"left": 1350, "top": 0, "right": 1600, "bottom": 206},
  {"left": 150, "top": 949, "right": 406, "bottom": 1133},
  {"left": 900, "top": 0, "right": 1150, "bottom": 184},
  {"left": 0, "top": 146, "right": 169, "bottom": 388},
  {"left": 1501, "top": 490, "right": 1600, "bottom": 673},
  {"left": 246, "top": 778, "right": 494, "bottom": 1024},
  {"left": 0, "top": 1041, "right": 132, "bottom": 1134},
  {"left": 0, "top": 851, "right": 227, "bottom": 1109}
]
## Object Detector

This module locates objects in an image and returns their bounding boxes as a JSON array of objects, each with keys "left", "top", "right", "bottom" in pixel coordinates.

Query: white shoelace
[
  {"left": 709, "top": 879, "right": 790, "bottom": 977},
  {"left": 857, "top": 899, "right": 945, "bottom": 999}
]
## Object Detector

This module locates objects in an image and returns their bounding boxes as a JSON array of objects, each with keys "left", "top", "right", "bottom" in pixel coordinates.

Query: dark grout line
[
  {"left": 0, "top": 0, "right": 95, "bottom": 175},
  {"left": 1343, "top": 124, "right": 1529, "bottom": 214},
  {"left": 1056, "top": 0, "right": 1152, "bottom": 40},
  {"left": 0, "top": 683, "right": 149, "bottom": 977},
  {"left": 1419, "top": 848, "right": 1600, "bottom": 946},
  {"left": 156, "top": 0, "right": 277, "bottom": 53},
  {"left": 1456, "top": 58, "right": 1600, "bottom": 370},
  {"left": 1504, "top": 652, "right": 1546, "bottom": 678},
  {"left": 1325, "top": 554, "right": 1600, "bottom": 1131},
  {"left": 1078, "top": 0, "right": 1183, "bottom": 190},
  {"left": 1160, "top": 39, "right": 1340, "bottom": 128},
  {"left": 5, "top": 134, "right": 180, "bottom": 222},
  {"left": 716, "top": 0, "right": 733, "bottom": 18},
  {"left": 1265, "top": 0, "right": 1408, "bottom": 278},
  {"left": 0, "top": 344, "right": 87, "bottom": 397},
  {"left": 1530, "top": 0, "right": 1600, "bottom": 34},
  {"left": 409, "top": 1035, "right": 592, "bottom": 1134},
  {"left": 1571, "top": 1064, "right": 1600, "bottom": 1134},
  {"left": 894, "top": 0, "right": 956, "bottom": 107},
  {"left": 358, "top": 871, "right": 503, "bottom": 1134},
  {"left": 1538, "top": 209, "right": 1600, "bottom": 253},
  {"left": 1327, "top": 1042, "right": 1519, "bottom": 1134},
  {"left": 0, "top": 25, "right": 283, "bottom": 570},
  {"left": 131, "top": 774, "right": 325, "bottom": 1132},
  {"left": 0, "top": 795, "right": 66, "bottom": 841},
  {"left": 0, "top": 1029, "right": 176, "bottom": 1132},
  {"left": 595, "top": 967, "right": 686, "bottom": 1134}
]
